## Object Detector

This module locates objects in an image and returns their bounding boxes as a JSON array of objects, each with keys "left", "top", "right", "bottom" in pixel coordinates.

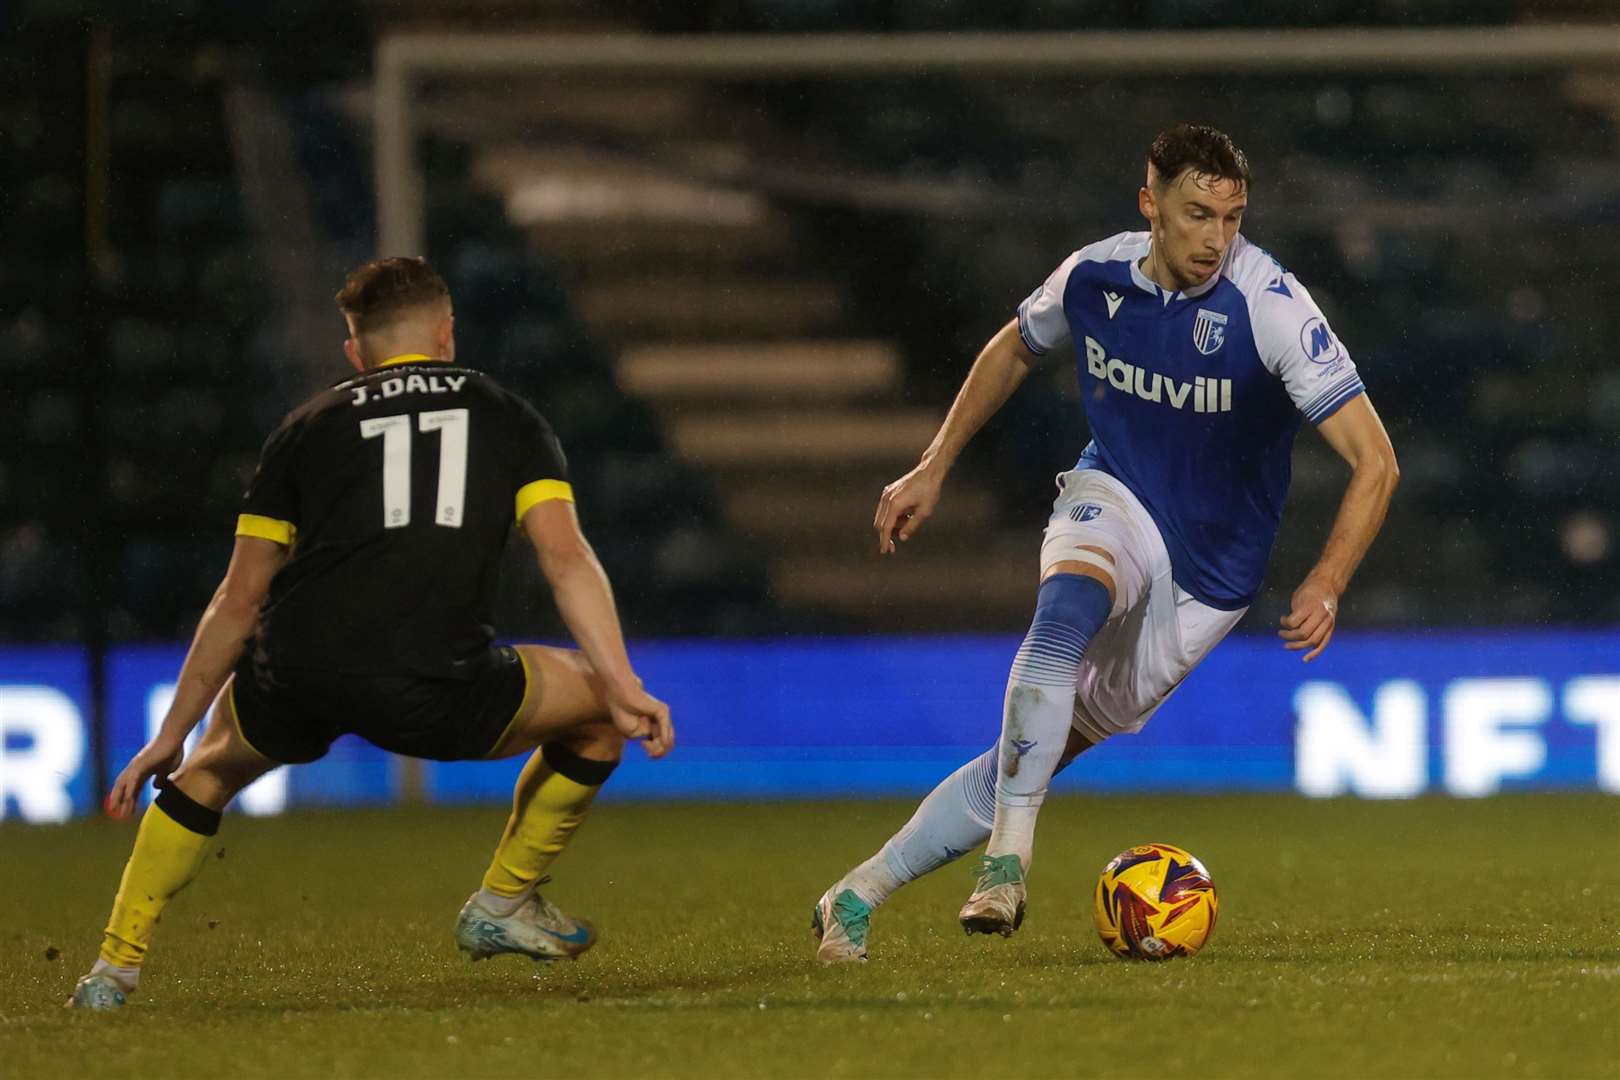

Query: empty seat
[
  {"left": 155, "top": 176, "right": 245, "bottom": 237},
  {"left": 108, "top": 317, "right": 181, "bottom": 376},
  {"left": 23, "top": 388, "right": 84, "bottom": 447}
]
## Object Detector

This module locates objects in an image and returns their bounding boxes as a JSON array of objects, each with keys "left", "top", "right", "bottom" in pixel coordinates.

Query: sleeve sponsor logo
[{"left": 1300, "top": 317, "right": 1342, "bottom": 366}]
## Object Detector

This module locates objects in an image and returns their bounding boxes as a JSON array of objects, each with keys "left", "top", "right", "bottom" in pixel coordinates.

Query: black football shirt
[{"left": 237, "top": 357, "right": 571, "bottom": 679}]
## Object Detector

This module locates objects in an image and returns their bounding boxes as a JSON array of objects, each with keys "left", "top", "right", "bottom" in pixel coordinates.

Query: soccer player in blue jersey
[{"left": 812, "top": 124, "right": 1399, "bottom": 961}]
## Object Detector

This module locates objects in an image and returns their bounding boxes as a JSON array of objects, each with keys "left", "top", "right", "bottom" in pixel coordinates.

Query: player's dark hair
[
  {"left": 335, "top": 256, "right": 451, "bottom": 334},
  {"left": 1148, "top": 124, "right": 1250, "bottom": 191}
]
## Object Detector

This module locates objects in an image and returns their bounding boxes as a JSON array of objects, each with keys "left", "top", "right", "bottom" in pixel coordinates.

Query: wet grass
[{"left": 3, "top": 793, "right": 1616, "bottom": 1078}]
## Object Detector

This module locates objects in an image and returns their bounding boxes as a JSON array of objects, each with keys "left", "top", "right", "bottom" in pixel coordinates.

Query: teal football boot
[
  {"left": 958, "top": 853, "right": 1026, "bottom": 937},
  {"left": 811, "top": 887, "right": 872, "bottom": 964}
]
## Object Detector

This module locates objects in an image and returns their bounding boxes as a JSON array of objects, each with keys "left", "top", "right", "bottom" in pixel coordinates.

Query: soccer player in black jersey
[{"left": 69, "top": 257, "right": 673, "bottom": 1010}]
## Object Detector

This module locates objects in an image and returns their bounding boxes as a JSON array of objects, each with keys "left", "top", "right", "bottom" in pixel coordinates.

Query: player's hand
[
  {"left": 874, "top": 463, "right": 944, "bottom": 554},
  {"left": 607, "top": 682, "right": 674, "bottom": 759},
  {"left": 105, "top": 734, "right": 186, "bottom": 821},
  {"left": 1279, "top": 576, "right": 1339, "bottom": 663}
]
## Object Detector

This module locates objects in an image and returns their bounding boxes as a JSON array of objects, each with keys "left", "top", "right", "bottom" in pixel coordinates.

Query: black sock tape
[
  {"left": 155, "top": 785, "right": 223, "bottom": 837},
  {"left": 542, "top": 742, "right": 618, "bottom": 787}
]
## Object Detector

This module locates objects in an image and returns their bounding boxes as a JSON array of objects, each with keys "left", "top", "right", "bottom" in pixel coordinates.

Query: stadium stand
[
  {"left": 1, "top": 8, "right": 779, "bottom": 643},
  {"left": 776, "top": 73, "right": 1620, "bottom": 630},
  {"left": 2, "top": 1, "right": 1616, "bottom": 643},
  {"left": 369, "top": 5, "right": 1620, "bottom": 631},
  {"left": 0, "top": 25, "right": 93, "bottom": 641}
]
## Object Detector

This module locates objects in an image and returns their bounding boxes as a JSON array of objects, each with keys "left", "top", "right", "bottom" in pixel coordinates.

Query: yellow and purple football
[{"left": 1093, "top": 842, "right": 1218, "bottom": 960}]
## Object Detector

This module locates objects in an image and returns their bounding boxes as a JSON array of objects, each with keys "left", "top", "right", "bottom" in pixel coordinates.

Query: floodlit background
[{"left": 2, "top": 2, "right": 1618, "bottom": 820}]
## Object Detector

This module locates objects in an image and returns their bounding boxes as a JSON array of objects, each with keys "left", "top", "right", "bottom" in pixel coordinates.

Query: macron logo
[
  {"left": 1103, "top": 290, "right": 1124, "bottom": 319},
  {"left": 1085, "top": 336, "right": 1232, "bottom": 413}
]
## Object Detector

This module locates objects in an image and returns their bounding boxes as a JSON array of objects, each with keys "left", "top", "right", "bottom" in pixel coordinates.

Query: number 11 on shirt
[{"left": 359, "top": 408, "right": 469, "bottom": 529}]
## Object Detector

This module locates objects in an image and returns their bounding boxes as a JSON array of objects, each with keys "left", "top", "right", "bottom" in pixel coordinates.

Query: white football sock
[
  {"left": 837, "top": 747, "right": 997, "bottom": 908},
  {"left": 474, "top": 887, "right": 528, "bottom": 917},
  {"left": 90, "top": 956, "right": 140, "bottom": 990}
]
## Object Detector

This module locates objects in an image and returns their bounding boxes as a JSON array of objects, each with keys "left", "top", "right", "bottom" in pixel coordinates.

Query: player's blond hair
[{"left": 335, "top": 256, "right": 451, "bottom": 334}]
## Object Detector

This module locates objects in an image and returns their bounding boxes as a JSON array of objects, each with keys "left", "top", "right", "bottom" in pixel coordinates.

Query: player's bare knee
[
  {"left": 173, "top": 725, "right": 269, "bottom": 801},
  {"left": 168, "top": 757, "right": 240, "bottom": 811},
  {"left": 586, "top": 725, "right": 626, "bottom": 762},
  {"left": 557, "top": 719, "right": 624, "bottom": 763},
  {"left": 186, "top": 751, "right": 246, "bottom": 794}
]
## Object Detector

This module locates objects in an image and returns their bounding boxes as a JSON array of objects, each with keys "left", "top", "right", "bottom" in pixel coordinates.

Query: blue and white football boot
[
  {"left": 455, "top": 886, "right": 597, "bottom": 963},
  {"left": 811, "top": 886, "right": 871, "bottom": 964}
]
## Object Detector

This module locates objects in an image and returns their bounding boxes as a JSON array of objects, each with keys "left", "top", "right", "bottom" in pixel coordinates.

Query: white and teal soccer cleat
[
  {"left": 455, "top": 888, "right": 597, "bottom": 963},
  {"left": 958, "top": 853, "right": 1027, "bottom": 937},
  {"left": 66, "top": 970, "right": 133, "bottom": 1011},
  {"left": 811, "top": 886, "right": 871, "bottom": 964}
]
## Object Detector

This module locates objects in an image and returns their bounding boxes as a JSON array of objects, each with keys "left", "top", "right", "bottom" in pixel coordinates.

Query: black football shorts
[{"left": 229, "top": 646, "right": 532, "bottom": 765}]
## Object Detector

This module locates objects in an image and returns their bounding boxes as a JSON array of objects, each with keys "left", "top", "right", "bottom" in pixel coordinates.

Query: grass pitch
[{"left": 3, "top": 793, "right": 1617, "bottom": 1079}]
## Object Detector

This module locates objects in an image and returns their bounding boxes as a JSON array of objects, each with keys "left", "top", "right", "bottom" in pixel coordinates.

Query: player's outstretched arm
[
  {"left": 106, "top": 536, "right": 287, "bottom": 818},
  {"left": 522, "top": 500, "right": 673, "bottom": 758},
  {"left": 1280, "top": 394, "right": 1400, "bottom": 662},
  {"left": 875, "top": 317, "right": 1038, "bottom": 554}
]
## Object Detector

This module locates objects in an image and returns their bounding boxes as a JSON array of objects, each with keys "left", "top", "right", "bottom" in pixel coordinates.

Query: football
[{"left": 1093, "top": 842, "right": 1218, "bottom": 960}]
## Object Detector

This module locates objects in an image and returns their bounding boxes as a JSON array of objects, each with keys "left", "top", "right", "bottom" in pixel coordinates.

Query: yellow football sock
[
  {"left": 481, "top": 743, "right": 617, "bottom": 898},
  {"left": 99, "top": 787, "right": 221, "bottom": 969}
]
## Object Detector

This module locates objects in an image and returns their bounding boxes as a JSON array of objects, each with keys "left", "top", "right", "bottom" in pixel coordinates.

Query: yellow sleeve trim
[
  {"left": 515, "top": 479, "right": 574, "bottom": 522},
  {"left": 236, "top": 513, "right": 297, "bottom": 546}
]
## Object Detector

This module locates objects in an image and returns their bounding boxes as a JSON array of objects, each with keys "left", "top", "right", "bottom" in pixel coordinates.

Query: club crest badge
[{"left": 1193, "top": 308, "right": 1228, "bottom": 356}]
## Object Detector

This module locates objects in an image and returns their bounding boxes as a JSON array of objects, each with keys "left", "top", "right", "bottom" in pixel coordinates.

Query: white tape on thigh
[{"left": 1051, "top": 547, "right": 1116, "bottom": 579}]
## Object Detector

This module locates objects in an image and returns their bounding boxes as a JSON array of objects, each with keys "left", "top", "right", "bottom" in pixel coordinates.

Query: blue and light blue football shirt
[{"left": 1017, "top": 231, "right": 1365, "bottom": 610}]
